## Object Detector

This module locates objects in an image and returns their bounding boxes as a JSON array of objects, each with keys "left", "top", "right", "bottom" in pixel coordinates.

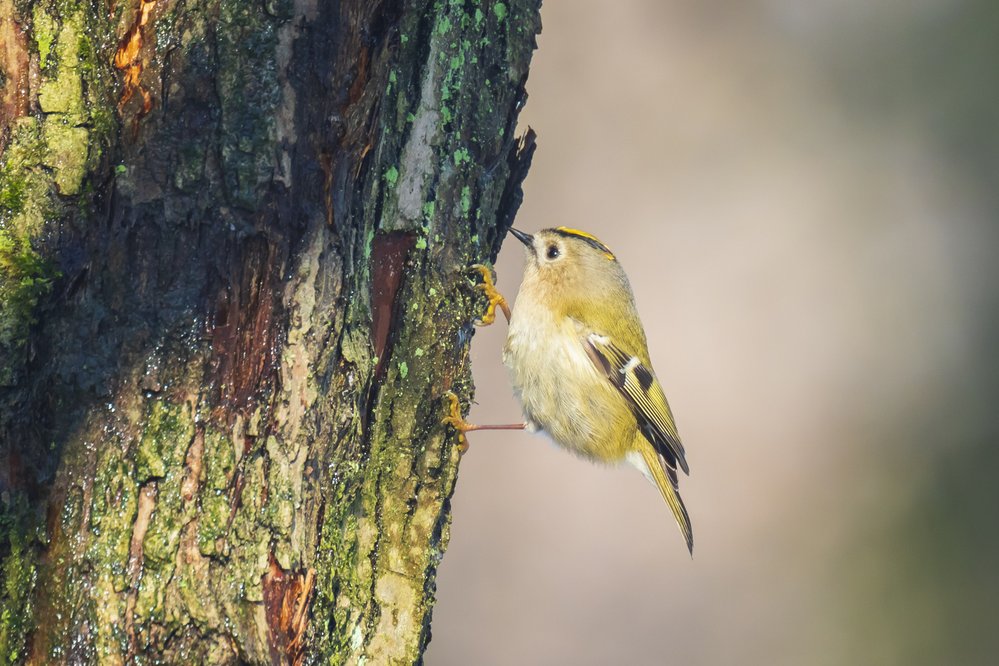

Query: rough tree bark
[{"left": 0, "top": 0, "right": 539, "bottom": 663}]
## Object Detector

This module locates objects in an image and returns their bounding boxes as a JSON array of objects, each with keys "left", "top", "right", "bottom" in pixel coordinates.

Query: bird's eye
[{"left": 546, "top": 244, "right": 560, "bottom": 260}]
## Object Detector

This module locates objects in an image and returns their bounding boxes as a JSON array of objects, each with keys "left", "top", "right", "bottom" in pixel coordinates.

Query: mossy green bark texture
[{"left": 0, "top": 0, "right": 540, "bottom": 663}]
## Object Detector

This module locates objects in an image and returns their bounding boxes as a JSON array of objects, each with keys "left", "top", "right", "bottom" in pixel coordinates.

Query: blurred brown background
[{"left": 427, "top": 1, "right": 999, "bottom": 664}]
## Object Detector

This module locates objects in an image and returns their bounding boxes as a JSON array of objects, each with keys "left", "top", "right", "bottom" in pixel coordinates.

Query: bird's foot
[
  {"left": 470, "top": 264, "right": 510, "bottom": 326},
  {"left": 442, "top": 391, "right": 472, "bottom": 453},
  {"left": 442, "top": 391, "right": 526, "bottom": 453}
]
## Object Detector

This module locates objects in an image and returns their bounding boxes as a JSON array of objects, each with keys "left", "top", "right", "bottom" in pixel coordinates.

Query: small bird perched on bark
[{"left": 445, "top": 226, "right": 693, "bottom": 554}]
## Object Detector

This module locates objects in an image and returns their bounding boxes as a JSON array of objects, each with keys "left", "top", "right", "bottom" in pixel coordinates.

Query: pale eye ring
[{"left": 546, "top": 244, "right": 560, "bottom": 260}]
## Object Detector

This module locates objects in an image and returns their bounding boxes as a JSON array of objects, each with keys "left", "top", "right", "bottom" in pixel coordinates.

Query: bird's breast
[{"left": 503, "top": 299, "right": 635, "bottom": 462}]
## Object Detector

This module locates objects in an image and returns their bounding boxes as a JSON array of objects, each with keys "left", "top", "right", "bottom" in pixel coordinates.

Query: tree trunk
[{"left": 0, "top": 0, "right": 539, "bottom": 663}]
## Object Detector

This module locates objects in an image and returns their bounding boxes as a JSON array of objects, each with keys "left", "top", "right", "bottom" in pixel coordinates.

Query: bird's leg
[
  {"left": 470, "top": 264, "right": 511, "bottom": 326},
  {"left": 442, "top": 391, "right": 526, "bottom": 453}
]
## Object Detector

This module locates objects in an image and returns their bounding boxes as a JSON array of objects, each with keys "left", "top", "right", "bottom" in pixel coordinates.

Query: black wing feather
[{"left": 585, "top": 334, "right": 689, "bottom": 475}]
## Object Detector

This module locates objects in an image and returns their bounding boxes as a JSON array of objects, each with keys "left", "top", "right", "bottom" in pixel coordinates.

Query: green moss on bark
[
  {"left": 197, "top": 429, "right": 236, "bottom": 557},
  {"left": 0, "top": 0, "right": 114, "bottom": 387},
  {"left": 35, "top": 8, "right": 91, "bottom": 195},
  {"left": 0, "top": 497, "right": 39, "bottom": 665},
  {"left": 0, "top": 118, "right": 50, "bottom": 235},
  {"left": 133, "top": 401, "right": 196, "bottom": 624},
  {"left": 86, "top": 445, "right": 137, "bottom": 660},
  {"left": 0, "top": 232, "right": 57, "bottom": 386}
]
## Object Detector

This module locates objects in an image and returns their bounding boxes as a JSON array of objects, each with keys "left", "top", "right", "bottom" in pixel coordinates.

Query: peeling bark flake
[
  {"left": 0, "top": 2, "right": 29, "bottom": 150},
  {"left": 370, "top": 231, "right": 416, "bottom": 376},
  {"left": 114, "top": 0, "right": 158, "bottom": 126},
  {"left": 262, "top": 553, "right": 316, "bottom": 666},
  {"left": 124, "top": 480, "right": 158, "bottom": 660},
  {"left": 180, "top": 427, "right": 204, "bottom": 502}
]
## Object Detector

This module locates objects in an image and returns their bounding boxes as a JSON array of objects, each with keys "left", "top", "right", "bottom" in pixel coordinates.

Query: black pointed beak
[{"left": 509, "top": 227, "right": 534, "bottom": 247}]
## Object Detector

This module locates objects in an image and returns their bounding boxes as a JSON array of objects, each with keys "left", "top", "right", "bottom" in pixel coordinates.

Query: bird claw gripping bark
[
  {"left": 442, "top": 391, "right": 471, "bottom": 454},
  {"left": 470, "top": 264, "right": 510, "bottom": 326}
]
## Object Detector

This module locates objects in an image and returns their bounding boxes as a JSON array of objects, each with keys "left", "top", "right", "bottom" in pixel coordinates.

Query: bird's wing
[{"left": 583, "top": 332, "right": 689, "bottom": 475}]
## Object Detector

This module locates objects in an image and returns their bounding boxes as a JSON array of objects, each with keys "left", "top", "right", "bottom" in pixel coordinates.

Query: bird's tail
[{"left": 634, "top": 437, "right": 693, "bottom": 555}]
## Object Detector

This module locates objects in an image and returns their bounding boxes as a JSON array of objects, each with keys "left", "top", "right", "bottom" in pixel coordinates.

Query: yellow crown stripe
[
  {"left": 554, "top": 226, "right": 604, "bottom": 244},
  {"left": 553, "top": 226, "right": 616, "bottom": 260}
]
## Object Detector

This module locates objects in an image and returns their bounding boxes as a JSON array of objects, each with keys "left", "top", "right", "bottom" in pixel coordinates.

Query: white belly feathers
[{"left": 503, "top": 299, "right": 624, "bottom": 459}]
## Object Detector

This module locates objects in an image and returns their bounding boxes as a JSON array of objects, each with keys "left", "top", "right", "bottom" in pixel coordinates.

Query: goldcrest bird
[{"left": 446, "top": 227, "right": 693, "bottom": 554}]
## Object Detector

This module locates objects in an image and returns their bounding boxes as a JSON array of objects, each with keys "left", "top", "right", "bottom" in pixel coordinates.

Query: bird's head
[
  {"left": 509, "top": 226, "right": 617, "bottom": 282},
  {"left": 507, "top": 227, "right": 631, "bottom": 316}
]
